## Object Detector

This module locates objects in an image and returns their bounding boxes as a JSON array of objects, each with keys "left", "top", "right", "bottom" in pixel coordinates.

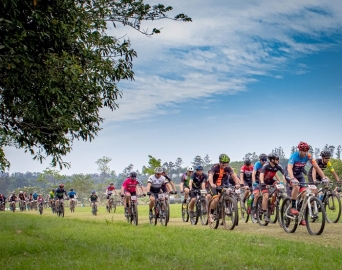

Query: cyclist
[
  {"left": 37, "top": 194, "right": 44, "bottom": 208},
  {"left": 308, "top": 150, "right": 341, "bottom": 184},
  {"left": 49, "top": 189, "right": 55, "bottom": 206},
  {"left": 146, "top": 167, "right": 172, "bottom": 218},
  {"left": 189, "top": 165, "right": 208, "bottom": 218},
  {"left": 105, "top": 183, "right": 117, "bottom": 210},
  {"left": 8, "top": 193, "right": 17, "bottom": 210},
  {"left": 68, "top": 188, "right": 77, "bottom": 206},
  {"left": 208, "top": 154, "right": 242, "bottom": 222},
  {"left": 89, "top": 191, "right": 99, "bottom": 209},
  {"left": 121, "top": 172, "right": 145, "bottom": 211},
  {"left": 32, "top": 191, "right": 39, "bottom": 201},
  {"left": 240, "top": 158, "right": 254, "bottom": 208},
  {"left": 259, "top": 153, "right": 286, "bottom": 222},
  {"left": 162, "top": 168, "right": 177, "bottom": 194},
  {"left": 287, "top": 141, "right": 328, "bottom": 225},
  {"left": 0, "top": 194, "right": 6, "bottom": 210},
  {"left": 54, "top": 184, "right": 67, "bottom": 210},
  {"left": 180, "top": 166, "right": 194, "bottom": 203},
  {"left": 18, "top": 191, "right": 26, "bottom": 201}
]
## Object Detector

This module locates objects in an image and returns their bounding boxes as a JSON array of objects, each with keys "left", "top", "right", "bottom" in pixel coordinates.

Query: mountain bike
[
  {"left": 316, "top": 179, "right": 341, "bottom": 223},
  {"left": 255, "top": 182, "right": 287, "bottom": 227},
  {"left": 91, "top": 201, "right": 97, "bottom": 216},
  {"left": 69, "top": 198, "right": 76, "bottom": 213},
  {"left": 31, "top": 200, "right": 37, "bottom": 211},
  {"left": 280, "top": 182, "right": 325, "bottom": 235},
  {"left": 124, "top": 195, "right": 139, "bottom": 225},
  {"left": 208, "top": 186, "right": 238, "bottom": 230},
  {"left": 189, "top": 189, "right": 208, "bottom": 225},
  {"left": 56, "top": 200, "right": 65, "bottom": 217},
  {"left": 149, "top": 193, "right": 168, "bottom": 226},
  {"left": 234, "top": 187, "right": 247, "bottom": 224},
  {"left": 9, "top": 201, "right": 16, "bottom": 212},
  {"left": 181, "top": 196, "right": 190, "bottom": 223},
  {"left": 51, "top": 200, "right": 56, "bottom": 214},
  {"left": 38, "top": 202, "right": 44, "bottom": 215},
  {"left": 19, "top": 200, "right": 26, "bottom": 211},
  {"left": 107, "top": 196, "right": 116, "bottom": 213},
  {"left": 0, "top": 201, "right": 5, "bottom": 211}
]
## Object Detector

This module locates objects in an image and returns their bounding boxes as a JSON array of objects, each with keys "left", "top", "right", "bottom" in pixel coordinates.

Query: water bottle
[{"left": 247, "top": 197, "right": 253, "bottom": 207}]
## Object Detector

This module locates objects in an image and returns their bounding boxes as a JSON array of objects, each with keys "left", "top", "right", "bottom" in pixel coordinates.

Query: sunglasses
[
  {"left": 155, "top": 173, "right": 162, "bottom": 176},
  {"left": 261, "top": 159, "right": 267, "bottom": 162}
]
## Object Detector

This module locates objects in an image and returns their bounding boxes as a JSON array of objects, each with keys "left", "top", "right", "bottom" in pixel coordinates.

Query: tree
[
  {"left": 308, "top": 145, "right": 314, "bottom": 155},
  {"left": 142, "top": 155, "right": 161, "bottom": 175},
  {"left": 0, "top": 0, "right": 191, "bottom": 170},
  {"left": 290, "top": 146, "right": 296, "bottom": 154},
  {"left": 37, "top": 168, "right": 65, "bottom": 188},
  {"left": 191, "top": 155, "right": 204, "bottom": 167},
  {"left": 324, "top": 159, "right": 342, "bottom": 183},
  {"left": 272, "top": 147, "right": 286, "bottom": 160},
  {"left": 122, "top": 164, "right": 134, "bottom": 176},
  {"left": 95, "top": 156, "right": 112, "bottom": 184},
  {"left": 314, "top": 148, "right": 320, "bottom": 159},
  {"left": 203, "top": 154, "right": 211, "bottom": 166},
  {"left": 336, "top": 145, "right": 341, "bottom": 160}
]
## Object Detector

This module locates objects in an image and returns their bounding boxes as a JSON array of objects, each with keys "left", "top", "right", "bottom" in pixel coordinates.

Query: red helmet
[
  {"left": 298, "top": 141, "right": 310, "bottom": 151},
  {"left": 59, "top": 183, "right": 64, "bottom": 188}
]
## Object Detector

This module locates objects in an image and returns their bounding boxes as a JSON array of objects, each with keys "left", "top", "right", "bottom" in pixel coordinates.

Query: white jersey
[{"left": 148, "top": 175, "right": 168, "bottom": 192}]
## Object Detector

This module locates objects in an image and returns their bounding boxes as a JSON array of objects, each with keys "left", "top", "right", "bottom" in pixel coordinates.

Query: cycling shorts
[
  {"left": 124, "top": 191, "right": 137, "bottom": 196},
  {"left": 190, "top": 189, "right": 201, "bottom": 198}
]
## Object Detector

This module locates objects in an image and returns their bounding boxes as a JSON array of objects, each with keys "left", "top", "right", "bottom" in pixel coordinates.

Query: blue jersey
[
  {"left": 288, "top": 152, "right": 315, "bottom": 174},
  {"left": 253, "top": 161, "right": 263, "bottom": 181},
  {"left": 68, "top": 191, "right": 77, "bottom": 198},
  {"left": 32, "top": 193, "right": 38, "bottom": 200}
]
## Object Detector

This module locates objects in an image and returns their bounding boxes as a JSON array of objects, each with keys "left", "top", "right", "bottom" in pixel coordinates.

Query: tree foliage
[
  {"left": 142, "top": 155, "right": 161, "bottom": 175},
  {"left": 0, "top": 0, "right": 191, "bottom": 170}
]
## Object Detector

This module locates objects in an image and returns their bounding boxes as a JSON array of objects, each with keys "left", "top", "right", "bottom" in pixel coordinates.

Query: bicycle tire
[
  {"left": 276, "top": 195, "right": 287, "bottom": 228},
  {"left": 112, "top": 200, "right": 116, "bottom": 213},
  {"left": 268, "top": 194, "right": 278, "bottom": 224},
  {"left": 324, "top": 192, "right": 341, "bottom": 223},
  {"left": 181, "top": 202, "right": 189, "bottom": 222},
  {"left": 159, "top": 201, "right": 168, "bottom": 226},
  {"left": 239, "top": 197, "right": 249, "bottom": 223},
  {"left": 200, "top": 198, "right": 208, "bottom": 226},
  {"left": 208, "top": 200, "right": 219, "bottom": 229},
  {"left": 165, "top": 200, "right": 170, "bottom": 223},
  {"left": 39, "top": 205, "right": 43, "bottom": 215},
  {"left": 305, "top": 196, "right": 325, "bottom": 235},
  {"left": 61, "top": 204, "right": 64, "bottom": 217},
  {"left": 280, "top": 197, "right": 298, "bottom": 233},
  {"left": 132, "top": 203, "right": 138, "bottom": 226},
  {"left": 190, "top": 202, "right": 198, "bottom": 225},
  {"left": 222, "top": 196, "right": 238, "bottom": 230},
  {"left": 149, "top": 207, "right": 157, "bottom": 226},
  {"left": 256, "top": 196, "right": 268, "bottom": 226}
]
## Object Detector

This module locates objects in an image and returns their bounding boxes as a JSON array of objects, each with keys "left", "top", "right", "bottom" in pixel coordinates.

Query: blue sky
[{"left": 4, "top": 0, "right": 342, "bottom": 174}]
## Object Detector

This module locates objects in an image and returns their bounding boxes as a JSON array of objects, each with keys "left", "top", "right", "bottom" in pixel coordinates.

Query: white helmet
[
  {"left": 20, "top": 191, "right": 23, "bottom": 194},
  {"left": 154, "top": 167, "right": 163, "bottom": 174},
  {"left": 187, "top": 166, "right": 194, "bottom": 172}
]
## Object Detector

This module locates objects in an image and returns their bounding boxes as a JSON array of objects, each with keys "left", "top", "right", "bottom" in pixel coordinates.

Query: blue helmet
[
  {"left": 196, "top": 165, "right": 203, "bottom": 171},
  {"left": 91, "top": 190, "right": 96, "bottom": 194}
]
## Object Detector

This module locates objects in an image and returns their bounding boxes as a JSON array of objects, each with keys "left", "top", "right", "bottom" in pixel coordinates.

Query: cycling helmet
[
  {"left": 162, "top": 167, "right": 167, "bottom": 173},
  {"left": 91, "top": 190, "right": 96, "bottom": 194},
  {"left": 20, "top": 191, "right": 23, "bottom": 194},
  {"left": 51, "top": 189, "right": 55, "bottom": 192},
  {"left": 320, "top": 150, "right": 331, "bottom": 158},
  {"left": 268, "top": 153, "right": 279, "bottom": 161},
  {"left": 219, "top": 154, "right": 230, "bottom": 163},
  {"left": 109, "top": 182, "right": 114, "bottom": 185},
  {"left": 244, "top": 158, "right": 251, "bottom": 165},
  {"left": 298, "top": 141, "right": 310, "bottom": 151},
  {"left": 187, "top": 166, "right": 194, "bottom": 172},
  {"left": 259, "top": 153, "right": 267, "bottom": 160},
  {"left": 196, "top": 165, "right": 203, "bottom": 171},
  {"left": 70, "top": 188, "right": 73, "bottom": 191},
  {"left": 130, "top": 172, "right": 137, "bottom": 178},
  {"left": 154, "top": 167, "right": 163, "bottom": 174},
  {"left": 59, "top": 184, "right": 64, "bottom": 188}
]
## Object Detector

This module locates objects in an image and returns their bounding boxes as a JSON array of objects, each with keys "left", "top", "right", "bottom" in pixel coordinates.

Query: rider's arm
[
  {"left": 179, "top": 181, "right": 184, "bottom": 191},
  {"left": 312, "top": 167, "right": 317, "bottom": 182},
  {"left": 231, "top": 173, "right": 241, "bottom": 186},
  {"left": 166, "top": 182, "right": 172, "bottom": 192},
  {"left": 252, "top": 170, "right": 257, "bottom": 183},
  {"left": 189, "top": 179, "right": 193, "bottom": 190},
  {"left": 312, "top": 162, "right": 326, "bottom": 179},
  {"left": 332, "top": 171, "right": 340, "bottom": 182},
  {"left": 287, "top": 164, "right": 295, "bottom": 179},
  {"left": 275, "top": 173, "right": 281, "bottom": 182},
  {"left": 146, "top": 183, "right": 152, "bottom": 193},
  {"left": 259, "top": 172, "right": 265, "bottom": 184},
  {"left": 208, "top": 172, "right": 215, "bottom": 187}
]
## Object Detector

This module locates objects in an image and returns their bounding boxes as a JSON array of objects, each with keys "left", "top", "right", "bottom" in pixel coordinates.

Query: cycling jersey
[
  {"left": 32, "top": 193, "right": 38, "bottom": 200},
  {"left": 288, "top": 152, "right": 316, "bottom": 174},
  {"left": 240, "top": 165, "right": 254, "bottom": 182},
  {"left": 148, "top": 175, "right": 168, "bottom": 193},
  {"left": 68, "top": 191, "right": 77, "bottom": 198},
  {"left": 37, "top": 197, "right": 44, "bottom": 203},
  {"left": 106, "top": 185, "right": 116, "bottom": 194},
  {"left": 209, "top": 164, "right": 234, "bottom": 186},
  {"left": 90, "top": 195, "right": 98, "bottom": 202},
  {"left": 49, "top": 191, "right": 55, "bottom": 199},
  {"left": 55, "top": 188, "right": 67, "bottom": 199},
  {"left": 308, "top": 158, "right": 334, "bottom": 182},
  {"left": 122, "top": 177, "right": 139, "bottom": 193},
  {"left": 0, "top": 196, "right": 5, "bottom": 202},
  {"left": 253, "top": 162, "right": 263, "bottom": 182},
  {"left": 163, "top": 174, "right": 172, "bottom": 182},
  {"left": 181, "top": 173, "right": 191, "bottom": 188},
  {"left": 18, "top": 194, "right": 25, "bottom": 200},
  {"left": 9, "top": 195, "right": 17, "bottom": 202},
  {"left": 190, "top": 172, "right": 208, "bottom": 189},
  {"left": 260, "top": 163, "right": 285, "bottom": 182}
]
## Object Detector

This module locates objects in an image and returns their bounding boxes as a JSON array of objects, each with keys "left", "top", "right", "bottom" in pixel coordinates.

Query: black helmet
[
  {"left": 130, "top": 172, "right": 137, "bottom": 178},
  {"left": 320, "top": 150, "right": 331, "bottom": 158},
  {"left": 259, "top": 153, "right": 267, "bottom": 160},
  {"left": 244, "top": 158, "right": 251, "bottom": 165},
  {"left": 70, "top": 188, "right": 73, "bottom": 191},
  {"left": 268, "top": 153, "right": 279, "bottom": 161}
]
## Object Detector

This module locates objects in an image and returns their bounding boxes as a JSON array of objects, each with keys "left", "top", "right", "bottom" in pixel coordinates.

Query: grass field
[{"left": 1, "top": 204, "right": 342, "bottom": 270}]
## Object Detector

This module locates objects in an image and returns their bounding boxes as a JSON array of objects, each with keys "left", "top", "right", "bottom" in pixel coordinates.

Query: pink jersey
[
  {"left": 37, "top": 197, "right": 44, "bottom": 203},
  {"left": 122, "top": 178, "right": 139, "bottom": 193}
]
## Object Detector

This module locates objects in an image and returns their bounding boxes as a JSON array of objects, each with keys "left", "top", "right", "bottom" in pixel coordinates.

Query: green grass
[{"left": 0, "top": 204, "right": 342, "bottom": 270}]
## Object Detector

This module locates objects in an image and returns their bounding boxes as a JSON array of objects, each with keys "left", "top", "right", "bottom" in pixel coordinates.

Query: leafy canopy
[{"left": 0, "top": 0, "right": 191, "bottom": 171}]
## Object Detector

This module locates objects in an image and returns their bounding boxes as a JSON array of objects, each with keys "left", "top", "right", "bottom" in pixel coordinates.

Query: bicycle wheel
[
  {"left": 268, "top": 195, "right": 278, "bottom": 224},
  {"left": 222, "top": 196, "right": 238, "bottom": 230},
  {"left": 132, "top": 203, "right": 138, "bottom": 226},
  {"left": 149, "top": 207, "right": 157, "bottom": 226},
  {"left": 107, "top": 203, "right": 112, "bottom": 213},
  {"left": 39, "top": 205, "right": 43, "bottom": 215},
  {"left": 112, "top": 200, "right": 116, "bottom": 213},
  {"left": 190, "top": 202, "right": 199, "bottom": 225},
  {"left": 200, "top": 198, "right": 208, "bottom": 226},
  {"left": 166, "top": 200, "right": 170, "bottom": 223},
  {"left": 280, "top": 197, "right": 298, "bottom": 233},
  {"left": 61, "top": 204, "right": 64, "bottom": 217},
  {"left": 256, "top": 196, "right": 268, "bottom": 226},
  {"left": 239, "top": 197, "right": 249, "bottom": 223},
  {"left": 305, "top": 196, "right": 325, "bottom": 235},
  {"left": 181, "top": 202, "right": 189, "bottom": 222},
  {"left": 324, "top": 192, "right": 341, "bottom": 223},
  {"left": 208, "top": 200, "right": 219, "bottom": 229},
  {"left": 159, "top": 201, "right": 168, "bottom": 226},
  {"left": 276, "top": 195, "right": 287, "bottom": 228}
]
